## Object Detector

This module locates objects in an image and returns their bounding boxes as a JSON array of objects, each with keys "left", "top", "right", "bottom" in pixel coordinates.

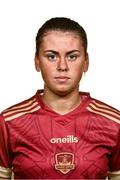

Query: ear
[
  {"left": 34, "top": 55, "right": 41, "bottom": 72},
  {"left": 83, "top": 53, "right": 89, "bottom": 72}
]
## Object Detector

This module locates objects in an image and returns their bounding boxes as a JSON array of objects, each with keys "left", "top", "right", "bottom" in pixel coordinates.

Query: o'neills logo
[
  {"left": 50, "top": 135, "right": 78, "bottom": 144},
  {"left": 55, "top": 152, "right": 75, "bottom": 174}
]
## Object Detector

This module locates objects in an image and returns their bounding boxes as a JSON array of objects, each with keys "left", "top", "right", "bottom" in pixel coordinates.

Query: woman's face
[{"left": 35, "top": 30, "right": 89, "bottom": 96}]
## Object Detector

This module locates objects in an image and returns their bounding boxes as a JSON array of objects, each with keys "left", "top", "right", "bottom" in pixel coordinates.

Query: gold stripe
[
  {"left": 92, "top": 100, "right": 120, "bottom": 114},
  {"left": 0, "top": 166, "right": 12, "bottom": 178},
  {"left": 5, "top": 106, "right": 40, "bottom": 121},
  {"left": 87, "top": 106, "right": 120, "bottom": 124},
  {"left": 89, "top": 103, "right": 120, "bottom": 119},
  {"left": 109, "top": 170, "right": 120, "bottom": 175},
  {"left": 108, "top": 170, "right": 120, "bottom": 179},
  {"left": 3, "top": 101, "right": 38, "bottom": 116},
  {"left": 3, "top": 98, "right": 36, "bottom": 112}
]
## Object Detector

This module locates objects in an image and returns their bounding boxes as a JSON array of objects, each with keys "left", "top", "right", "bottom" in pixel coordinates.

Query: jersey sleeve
[
  {"left": 108, "top": 128, "right": 120, "bottom": 179},
  {"left": 0, "top": 114, "right": 12, "bottom": 178}
]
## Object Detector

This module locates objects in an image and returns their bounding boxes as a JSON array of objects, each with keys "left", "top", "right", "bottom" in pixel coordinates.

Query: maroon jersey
[{"left": 0, "top": 90, "right": 120, "bottom": 179}]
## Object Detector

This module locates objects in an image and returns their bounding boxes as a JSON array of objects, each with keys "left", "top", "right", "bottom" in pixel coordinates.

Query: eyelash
[
  {"left": 46, "top": 54, "right": 78, "bottom": 61},
  {"left": 47, "top": 54, "right": 57, "bottom": 61},
  {"left": 68, "top": 54, "right": 77, "bottom": 61}
]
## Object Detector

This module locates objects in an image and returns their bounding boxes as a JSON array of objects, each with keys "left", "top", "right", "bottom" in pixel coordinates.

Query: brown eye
[
  {"left": 47, "top": 54, "right": 57, "bottom": 61},
  {"left": 68, "top": 54, "right": 77, "bottom": 61}
]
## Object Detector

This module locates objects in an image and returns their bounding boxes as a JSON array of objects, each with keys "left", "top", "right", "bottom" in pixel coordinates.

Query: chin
[
  {"left": 45, "top": 84, "right": 79, "bottom": 97},
  {"left": 52, "top": 88, "right": 76, "bottom": 97}
]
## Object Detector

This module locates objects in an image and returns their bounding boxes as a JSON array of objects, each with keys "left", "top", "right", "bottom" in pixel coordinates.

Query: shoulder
[
  {"left": 1, "top": 95, "right": 41, "bottom": 122},
  {"left": 86, "top": 97, "right": 120, "bottom": 125}
]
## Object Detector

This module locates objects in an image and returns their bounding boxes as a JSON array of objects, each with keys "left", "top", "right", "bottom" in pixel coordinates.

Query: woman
[{"left": 0, "top": 17, "right": 120, "bottom": 179}]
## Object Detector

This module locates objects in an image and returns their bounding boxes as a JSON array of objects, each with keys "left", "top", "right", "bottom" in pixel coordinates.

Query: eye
[
  {"left": 67, "top": 54, "right": 78, "bottom": 61},
  {"left": 46, "top": 54, "right": 57, "bottom": 61}
]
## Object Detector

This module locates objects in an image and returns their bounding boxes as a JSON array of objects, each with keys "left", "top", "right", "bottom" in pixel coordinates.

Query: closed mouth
[{"left": 54, "top": 76, "right": 70, "bottom": 79}]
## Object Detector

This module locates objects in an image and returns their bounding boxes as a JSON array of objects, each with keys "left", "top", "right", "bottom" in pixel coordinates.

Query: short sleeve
[
  {"left": 108, "top": 128, "right": 120, "bottom": 179},
  {"left": 0, "top": 114, "right": 12, "bottom": 178}
]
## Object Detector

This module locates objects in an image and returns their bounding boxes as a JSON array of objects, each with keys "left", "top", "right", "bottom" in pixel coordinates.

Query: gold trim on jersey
[
  {"left": 3, "top": 101, "right": 38, "bottom": 116},
  {"left": 0, "top": 166, "right": 12, "bottom": 178},
  {"left": 87, "top": 100, "right": 120, "bottom": 124},
  {"left": 2, "top": 98, "right": 41, "bottom": 121},
  {"left": 108, "top": 170, "right": 120, "bottom": 179},
  {"left": 3, "top": 98, "right": 37, "bottom": 112}
]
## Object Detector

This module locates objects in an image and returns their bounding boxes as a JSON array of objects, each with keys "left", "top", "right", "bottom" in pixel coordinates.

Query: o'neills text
[{"left": 50, "top": 135, "right": 78, "bottom": 144}]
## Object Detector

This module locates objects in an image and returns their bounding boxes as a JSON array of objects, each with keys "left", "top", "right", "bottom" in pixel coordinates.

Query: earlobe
[{"left": 34, "top": 56, "right": 41, "bottom": 72}]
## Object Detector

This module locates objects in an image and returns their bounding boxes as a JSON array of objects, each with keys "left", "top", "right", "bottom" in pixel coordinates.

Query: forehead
[
  {"left": 41, "top": 30, "right": 83, "bottom": 48},
  {"left": 44, "top": 30, "right": 80, "bottom": 37}
]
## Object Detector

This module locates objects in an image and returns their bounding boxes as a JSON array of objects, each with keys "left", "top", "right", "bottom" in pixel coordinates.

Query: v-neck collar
[{"left": 35, "top": 90, "right": 91, "bottom": 117}]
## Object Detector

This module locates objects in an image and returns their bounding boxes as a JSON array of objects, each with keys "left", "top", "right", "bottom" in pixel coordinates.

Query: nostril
[
  {"left": 57, "top": 67, "right": 68, "bottom": 72},
  {"left": 57, "top": 60, "right": 69, "bottom": 71}
]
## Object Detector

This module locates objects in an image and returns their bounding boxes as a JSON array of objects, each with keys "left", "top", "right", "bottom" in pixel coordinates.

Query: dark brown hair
[{"left": 35, "top": 17, "right": 88, "bottom": 56}]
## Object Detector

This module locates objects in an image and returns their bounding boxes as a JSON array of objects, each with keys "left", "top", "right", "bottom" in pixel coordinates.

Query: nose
[{"left": 57, "top": 57, "right": 69, "bottom": 71}]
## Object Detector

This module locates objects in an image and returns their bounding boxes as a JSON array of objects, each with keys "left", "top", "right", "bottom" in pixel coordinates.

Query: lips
[
  {"left": 54, "top": 76, "right": 70, "bottom": 82},
  {"left": 54, "top": 76, "right": 70, "bottom": 79}
]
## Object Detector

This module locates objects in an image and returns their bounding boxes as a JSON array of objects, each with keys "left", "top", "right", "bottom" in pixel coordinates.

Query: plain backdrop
[{"left": 0, "top": 0, "right": 120, "bottom": 111}]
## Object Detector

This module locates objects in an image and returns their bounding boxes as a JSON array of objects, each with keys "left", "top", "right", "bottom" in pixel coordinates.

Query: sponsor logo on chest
[{"left": 50, "top": 135, "right": 78, "bottom": 144}]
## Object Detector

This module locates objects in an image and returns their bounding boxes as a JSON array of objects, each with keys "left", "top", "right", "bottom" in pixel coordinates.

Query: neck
[{"left": 41, "top": 86, "right": 81, "bottom": 115}]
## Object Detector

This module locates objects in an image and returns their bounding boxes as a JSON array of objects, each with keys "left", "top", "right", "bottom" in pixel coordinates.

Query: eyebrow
[{"left": 44, "top": 50, "right": 81, "bottom": 55}]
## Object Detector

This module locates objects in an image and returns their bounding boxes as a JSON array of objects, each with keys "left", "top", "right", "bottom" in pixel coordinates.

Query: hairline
[{"left": 36, "top": 29, "right": 86, "bottom": 56}]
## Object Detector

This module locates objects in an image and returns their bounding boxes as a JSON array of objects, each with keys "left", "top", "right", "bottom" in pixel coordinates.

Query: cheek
[
  {"left": 40, "top": 63, "right": 55, "bottom": 82},
  {"left": 71, "top": 64, "right": 84, "bottom": 83},
  {"left": 72, "top": 63, "right": 84, "bottom": 75},
  {"left": 41, "top": 63, "right": 54, "bottom": 74}
]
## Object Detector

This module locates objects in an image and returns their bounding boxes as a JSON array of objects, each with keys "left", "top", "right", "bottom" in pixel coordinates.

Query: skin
[{"left": 35, "top": 30, "right": 89, "bottom": 114}]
